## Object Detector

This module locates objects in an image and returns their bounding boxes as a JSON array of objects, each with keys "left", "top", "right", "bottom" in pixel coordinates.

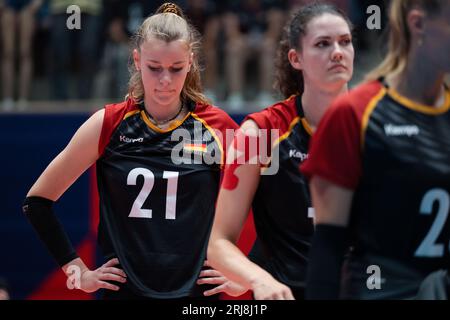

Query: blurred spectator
[
  {"left": 126, "top": 0, "right": 144, "bottom": 34},
  {"left": 185, "top": 0, "right": 211, "bottom": 35},
  {"left": 223, "top": 0, "right": 287, "bottom": 111},
  {"left": 288, "top": 0, "right": 349, "bottom": 12},
  {"left": 1, "top": 0, "right": 43, "bottom": 111},
  {"left": 185, "top": 0, "right": 219, "bottom": 102},
  {"left": 348, "top": 0, "right": 387, "bottom": 51},
  {"left": 49, "top": 0, "right": 102, "bottom": 100},
  {"left": 94, "top": 0, "right": 130, "bottom": 100},
  {"left": 0, "top": 277, "right": 10, "bottom": 300}
]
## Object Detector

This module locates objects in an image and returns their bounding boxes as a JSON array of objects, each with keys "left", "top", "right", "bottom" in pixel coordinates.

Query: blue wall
[{"left": 0, "top": 113, "right": 91, "bottom": 299}]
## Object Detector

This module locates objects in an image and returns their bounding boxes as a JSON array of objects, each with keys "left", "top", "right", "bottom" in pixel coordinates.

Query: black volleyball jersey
[
  {"left": 96, "top": 98, "right": 237, "bottom": 298},
  {"left": 302, "top": 80, "right": 450, "bottom": 298},
  {"left": 245, "top": 95, "right": 314, "bottom": 289}
]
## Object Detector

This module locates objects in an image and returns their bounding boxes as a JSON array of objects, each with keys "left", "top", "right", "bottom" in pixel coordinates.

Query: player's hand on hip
[
  {"left": 197, "top": 260, "right": 248, "bottom": 297},
  {"left": 78, "top": 258, "right": 127, "bottom": 293}
]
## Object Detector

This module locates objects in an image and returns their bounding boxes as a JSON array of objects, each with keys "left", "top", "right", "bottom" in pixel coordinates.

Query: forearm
[
  {"left": 306, "top": 176, "right": 354, "bottom": 299},
  {"left": 22, "top": 196, "right": 79, "bottom": 267},
  {"left": 208, "top": 238, "right": 275, "bottom": 291},
  {"left": 210, "top": 119, "right": 269, "bottom": 290},
  {"left": 305, "top": 224, "right": 348, "bottom": 299}
]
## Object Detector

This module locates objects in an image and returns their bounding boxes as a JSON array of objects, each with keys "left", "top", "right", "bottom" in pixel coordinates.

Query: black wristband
[
  {"left": 22, "top": 196, "right": 79, "bottom": 267},
  {"left": 306, "top": 224, "right": 349, "bottom": 300}
]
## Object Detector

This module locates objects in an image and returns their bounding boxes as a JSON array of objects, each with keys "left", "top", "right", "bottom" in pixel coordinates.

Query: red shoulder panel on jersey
[
  {"left": 191, "top": 103, "right": 239, "bottom": 162},
  {"left": 98, "top": 98, "right": 140, "bottom": 156},
  {"left": 244, "top": 96, "right": 298, "bottom": 158},
  {"left": 300, "top": 81, "right": 386, "bottom": 189},
  {"left": 245, "top": 96, "right": 297, "bottom": 135}
]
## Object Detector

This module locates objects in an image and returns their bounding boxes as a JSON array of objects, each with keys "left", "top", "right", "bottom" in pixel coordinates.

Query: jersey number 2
[
  {"left": 415, "top": 188, "right": 449, "bottom": 258},
  {"left": 127, "top": 168, "right": 179, "bottom": 219}
]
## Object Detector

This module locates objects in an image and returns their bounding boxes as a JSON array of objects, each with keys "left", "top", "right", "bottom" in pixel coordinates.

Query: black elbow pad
[
  {"left": 23, "top": 196, "right": 79, "bottom": 267},
  {"left": 306, "top": 224, "right": 349, "bottom": 300}
]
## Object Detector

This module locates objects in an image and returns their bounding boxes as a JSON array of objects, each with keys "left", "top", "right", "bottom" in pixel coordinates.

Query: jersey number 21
[{"left": 127, "top": 168, "right": 179, "bottom": 219}]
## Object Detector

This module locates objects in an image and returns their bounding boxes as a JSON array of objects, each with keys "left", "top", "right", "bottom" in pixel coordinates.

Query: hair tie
[{"left": 159, "top": 3, "right": 180, "bottom": 16}]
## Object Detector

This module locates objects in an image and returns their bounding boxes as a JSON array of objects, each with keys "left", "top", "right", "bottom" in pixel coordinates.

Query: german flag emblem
[{"left": 183, "top": 143, "right": 207, "bottom": 153}]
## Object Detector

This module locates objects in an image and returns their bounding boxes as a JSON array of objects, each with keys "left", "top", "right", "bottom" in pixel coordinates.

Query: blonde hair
[
  {"left": 366, "top": 0, "right": 444, "bottom": 81},
  {"left": 127, "top": 3, "right": 209, "bottom": 105}
]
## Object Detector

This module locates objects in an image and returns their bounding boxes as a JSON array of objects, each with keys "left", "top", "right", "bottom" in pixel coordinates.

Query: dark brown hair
[{"left": 274, "top": 2, "right": 353, "bottom": 98}]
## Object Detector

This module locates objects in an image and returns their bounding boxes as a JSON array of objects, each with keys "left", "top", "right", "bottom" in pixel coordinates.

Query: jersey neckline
[
  {"left": 379, "top": 79, "right": 450, "bottom": 115},
  {"left": 138, "top": 99, "right": 197, "bottom": 133},
  {"left": 141, "top": 109, "right": 192, "bottom": 133},
  {"left": 294, "top": 95, "right": 313, "bottom": 136}
]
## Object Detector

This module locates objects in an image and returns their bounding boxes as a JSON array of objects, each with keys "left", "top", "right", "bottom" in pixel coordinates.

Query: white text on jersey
[
  {"left": 120, "top": 135, "right": 144, "bottom": 143},
  {"left": 289, "top": 149, "right": 308, "bottom": 161},
  {"left": 384, "top": 124, "right": 420, "bottom": 137}
]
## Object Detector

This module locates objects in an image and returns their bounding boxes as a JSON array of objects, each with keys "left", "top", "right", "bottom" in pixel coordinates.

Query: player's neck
[
  {"left": 302, "top": 83, "right": 348, "bottom": 130},
  {"left": 144, "top": 98, "right": 185, "bottom": 125},
  {"left": 388, "top": 55, "right": 446, "bottom": 108}
]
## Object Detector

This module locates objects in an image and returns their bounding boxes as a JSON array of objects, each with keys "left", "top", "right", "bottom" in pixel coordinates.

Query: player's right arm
[
  {"left": 207, "top": 120, "right": 294, "bottom": 300},
  {"left": 24, "top": 109, "right": 126, "bottom": 292},
  {"left": 27, "top": 109, "right": 104, "bottom": 201}
]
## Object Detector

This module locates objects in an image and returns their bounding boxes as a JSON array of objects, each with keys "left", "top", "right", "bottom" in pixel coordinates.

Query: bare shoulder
[
  {"left": 70, "top": 109, "right": 105, "bottom": 144},
  {"left": 26, "top": 108, "right": 107, "bottom": 200},
  {"left": 86, "top": 108, "right": 105, "bottom": 129}
]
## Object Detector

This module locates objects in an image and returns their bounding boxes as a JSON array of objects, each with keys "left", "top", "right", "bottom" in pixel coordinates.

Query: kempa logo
[
  {"left": 384, "top": 124, "right": 420, "bottom": 137},
  {"left": 289, "top": 149, "right": 308, "bottom": 161},
  {"left": 120, "top": 135, "right": 144, "bottom": 143}
]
